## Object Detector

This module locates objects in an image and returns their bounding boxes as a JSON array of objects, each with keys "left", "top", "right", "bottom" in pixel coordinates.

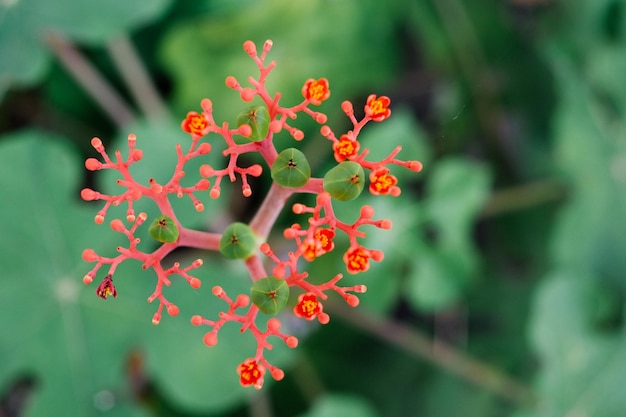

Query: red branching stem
[
  {"left": 245, "top": 254, "right": 268, "bottom": 282},
  {"left": 249, "top": 183, "right": 294, "bottom": 239}
]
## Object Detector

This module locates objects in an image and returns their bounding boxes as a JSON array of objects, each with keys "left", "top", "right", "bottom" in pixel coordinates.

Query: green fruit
[
  {"left": 271, "top": 148, "right": 311, "bottom": 188},
  {"left": 323, "top": 161, "right": 365, "bottom": 201},
  {"left": 250, "top": 277, "right": 290, "bottom": 315},
  {"left": 219, "top": 222, "right": 257, "bottom": 259},
  {"left": 148, "top": 215, "right": 179, "bottom": 243},
  {"left": 237, "top": 105, "right": 270, "bottom": 142}
]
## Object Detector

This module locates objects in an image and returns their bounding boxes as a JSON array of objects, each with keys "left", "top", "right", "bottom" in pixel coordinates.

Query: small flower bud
[
  {"left": 85, "top": 158, "right": 101, "bottom": 171},
  {"left": 189, "top": 278, "right": 202, "bottom": 289},
  {"left": 80, "top": 188, "right": 99, "bottom": 201},
  {"left": 345, "top": 294, "right": 360, "bottom": 307},
  {"left": 247, "top": 164, "right": 263, "bottom": 177},
  {"left": 318, "top": 313, "right": 330, "bottom": 324},
  {"left": 267, "top": 317, "right": 281, "bottom": 331},
  {"left": 91, "top": 137, "right": 104, "bottom": 151},
  {"left": 197, "top": 143, "right": 211, "bottom": 154},
  {"left": 204, "top": 331, "right": 218, "bottom": 347},
  {"left": 270, "top": 368, "right": 284, "bottom": 381},
  {"left": 152, "top": 313, "right": 161, "bottom": 325},
  {"left": 269, "top": 120, "right": 283, "bottom": 133},
  {"left": 110, "top": 219, "right": 125, "bottom": 232},
  {"left": 167, "top": 304, "right": 180, "bottom": 316},
  {"left": 240, "top": 88, "right": 255, "bottom": 102},
  {"left": 236, "top": 294, "right": 250, "bottom": 307},
  {"left": 286, "top": 336, "right": 298, "bottom": 348},
  {"left": 360, "top": 205, "right": 374, "bottom": 219},
  {"left": 191, "top": 315, "right": 204, "bottom": 326},
  {"left": 225, "top": 75, "right": 239, "bottom": 89},
  {"left": 212, "top": 286, "right": 224, "bottom": 296},
  {"left": 292, "top": 203, "right": 306, "bottom": 214},
  {"left": 201, "top": 98, "right": 213, "bottom": 113},
  {"left": 130, "top": 149, "right": 143, "bottom": 161},
  {"left": 82, "top": 248, "right": 98, "bottom": 262},
  {"left": 243, "top": 40, "right": 256, "bottom": 56},
  {"left": 341, "top": 100, "right": 353, "bottom": 114}
]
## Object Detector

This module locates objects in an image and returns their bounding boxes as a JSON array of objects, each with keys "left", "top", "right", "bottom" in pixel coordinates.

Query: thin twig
[
  {"left": 480, "top": 178, "right": 567, "bottom": 218},
  {"left": 327, "top": 300, "right": 537, "bottom": 407},
  {"left": 107, "top": 35, "right": 170, "bottom": 122},
  {"left": 44, "top": 32, "right": 136, "bottom": 128}
]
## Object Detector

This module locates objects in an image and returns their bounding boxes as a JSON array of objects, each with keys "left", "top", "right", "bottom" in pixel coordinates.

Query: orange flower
[
  {"left": 343, "top": 246, "right": 371, "bottom": 274},
  {"left": 293, "top": 293, "right": 322, "bottom": 320},
  {"left": 332, "top": 134, "right": 360, "bottom": 162},
  {"left": 364, "top": 94, "right": 391, "bottom": 122},
  {"left": 300, "top": 228, "right": 335, "bottom": 261},
  {"left": 237, "top": 359, "right": 265, "bottom": 389},
  {"left": 302, "top": 78, "right": 330, "bottom": 105},
  {"left": 369, "top": 168, "right": 398, "bottom": 195},
  {"left": 181, "top": 111, "right": 209, "bottom": 136},
  {"left": 96, "top": 274, "right": 117, "bottom": 299}
]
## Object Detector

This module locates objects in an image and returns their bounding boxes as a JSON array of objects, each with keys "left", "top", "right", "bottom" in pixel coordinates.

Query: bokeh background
[{"left": 2, "top": 0, "right": 626, "bottom": 416}]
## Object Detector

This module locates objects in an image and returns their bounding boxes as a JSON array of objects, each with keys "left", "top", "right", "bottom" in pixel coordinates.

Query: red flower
[
  {"left": 315, "top": 228, "right": 335, "bottom": 252},
  {"left": 300, "top": 228, "right": 335, "bottom": 261},
  {"left": 237, "top": 359, "right": 265, "bottom": 389},
  {"left": 369, "top": 168, "right": 398, "bottom": 196},
  {"left": 302, "top": 78, "right": 330, "bottom": 105},
  {"left": 293, "top": 293, "right": 323, "bottom": 320},
  {"left": 364, "top": 94, "right": 391, "bottom": 122},
  {"left": 181, "top": 111, "right": 209, "bottom": 136},
  {"left": 343, "top": 246, "right": 371, "bottom": 274},
  {"left": 96, "top": 274, "right": 117, "bottom": 299},
  {"left": 332, "top": 134, "right": 360, "bottom": 162}
]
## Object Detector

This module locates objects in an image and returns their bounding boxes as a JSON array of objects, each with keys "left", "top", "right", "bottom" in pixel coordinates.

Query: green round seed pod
[
  {"left": 271, "top": 148, "right": 311, "bottom": 188},
  {"left": 219, "top": 222, "right": 257, "bottom": 259},
  {"left": 237, "top": 105, "right": 270, "bottom": 142},
  {"left": 149, "top": 215, "right": 179, "bottom": 243},
  {"left": 323, "top": 161, "right": 365, "bottom": 201},
  {"left": 250, "top": 277, "right": 290, "bottom": 315}
]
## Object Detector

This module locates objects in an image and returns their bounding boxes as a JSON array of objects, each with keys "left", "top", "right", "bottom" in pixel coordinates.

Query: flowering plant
[{"left": 81, "top": 39, "right": 421, "bottom": 389}]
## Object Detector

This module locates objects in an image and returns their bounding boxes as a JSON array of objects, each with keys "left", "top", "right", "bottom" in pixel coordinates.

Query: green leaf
[
  {"left": 0, "top": 0, "right": 172, "bottom": 96},
  {"left": 527, "top": 273, "right": 626, "bottom": 417},
  {"left": 0, "top": 130, "right": 149, "bottom": 417},
  {"left": 404, "top": 157, "right": 490, "bottom": 312},
  {"left": 159, "top": 0, "right": 400, "bottom": 118},
  {"left": 424, "top": 157, "right": 491, "bottom": 245},
  {"left": 298, "top": 394, "right": 379, "bottom": 417},
  {"left": 0, "top": 130, "right": 290, "bottom": 416}
]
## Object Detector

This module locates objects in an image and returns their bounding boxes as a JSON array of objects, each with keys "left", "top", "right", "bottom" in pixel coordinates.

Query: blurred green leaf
[
  {"left": 0, "top": 130, "right": 148, "bottom": 416},
  {"left": 0, "top": 0, "right": 172, "bottom": 97},
  {"left": 297, "top": 394, "right": 379, "bottom": 417},
  {"left": 159, "top": 0, "right": 400, "bottom": 120},
  {"left": 0, "top": 130, "right": 291, "bottom": 416},
  {"left": 526, "top": 273, "right": 626, "bottom": 417},
  {"left": 405, "top": 157, "right": 491, "bottom": 311}
]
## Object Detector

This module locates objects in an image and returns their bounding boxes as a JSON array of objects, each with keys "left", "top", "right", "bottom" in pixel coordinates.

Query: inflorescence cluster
[{"left": 81, "top": 40, "right": 422, "bottom": 389}]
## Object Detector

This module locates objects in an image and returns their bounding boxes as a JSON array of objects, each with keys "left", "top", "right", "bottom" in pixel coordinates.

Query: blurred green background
[{"left": 2, "top": 0, "right": 626, "bottom": 416}]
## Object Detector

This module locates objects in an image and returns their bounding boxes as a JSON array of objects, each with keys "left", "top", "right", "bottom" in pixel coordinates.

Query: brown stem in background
[
  {"left": 44, "top": 32, "right": 136, "bottom": 128},
  {"left": 107, "top": 35, "right": 170, "bottom": 123},
  {"left": 327, "top": 300, "right": 537, "bottom": 407}
]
